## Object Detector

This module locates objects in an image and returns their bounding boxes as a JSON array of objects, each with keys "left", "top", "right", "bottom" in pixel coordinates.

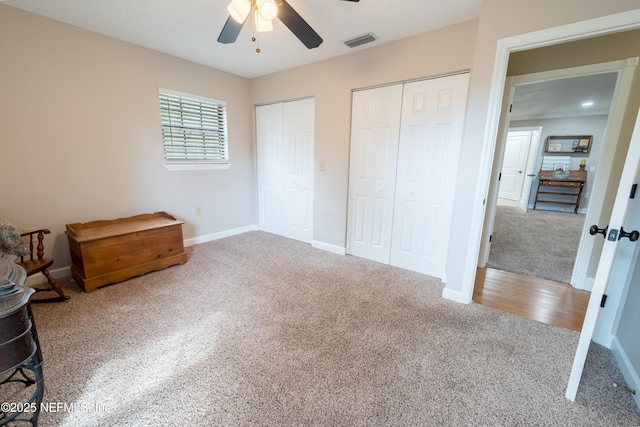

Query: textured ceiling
[
  {"left": 512, "top": 73, "right": 618, "bottom": 121},
  {"left": 2, "top": 0, "right": 482, "bottom": 78},
  {"left": 3, "top": 0, "right": 618, "bottom": 119}
]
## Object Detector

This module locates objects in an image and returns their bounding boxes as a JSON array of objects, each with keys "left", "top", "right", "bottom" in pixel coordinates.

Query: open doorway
[
  {"left": 478, "top": 60, "right": 628, "bottom": 284},
  {"left": 465, "top": 14, "right": 640, "bottom": 406},
  {"left": 475, "top": 47, "right": 638, "bottom": 330},
  {"left": 487, "top": 71, "right": 618, "bottom": 286}
]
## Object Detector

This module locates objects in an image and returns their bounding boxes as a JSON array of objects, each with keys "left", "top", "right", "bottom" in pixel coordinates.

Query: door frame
[
  {"left": 478, "top": 59, "right": 637, "bottom": 288},
  {"left": 462, "top": 9, "right": 640, "bottom": 302}
]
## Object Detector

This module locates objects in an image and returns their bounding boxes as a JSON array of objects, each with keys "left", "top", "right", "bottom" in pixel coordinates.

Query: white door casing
[
  {"left": 566, "top": 106, "right": 640, "bottom": 401},
  {"left": 347, "top": 84, "right": 403, "bottom": 263},
  {"left": 390, "top": 74, "right": 470, "bottom": 278}
]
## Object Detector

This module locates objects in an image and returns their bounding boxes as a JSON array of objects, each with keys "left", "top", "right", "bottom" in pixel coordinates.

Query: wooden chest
[{"left": 66, "top": 212, "right": 187, "bottom": 293}]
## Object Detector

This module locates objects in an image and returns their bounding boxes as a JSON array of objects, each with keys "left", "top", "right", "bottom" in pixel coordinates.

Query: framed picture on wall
[{"left": 544, "top": 135, "right": 593, "bottom": 153}]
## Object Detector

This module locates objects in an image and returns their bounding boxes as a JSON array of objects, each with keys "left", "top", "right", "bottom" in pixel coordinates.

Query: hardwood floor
[{"left": 473, "top": 267, "right": 591, "bottom": 331}]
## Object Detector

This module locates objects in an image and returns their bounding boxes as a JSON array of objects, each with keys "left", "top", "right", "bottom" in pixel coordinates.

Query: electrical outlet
[
  {"left": 195, "top": 206, "right": 202, "bottom": 216},
  {"left": 319, "top": 160, "right": 326, "bottom": 171}
]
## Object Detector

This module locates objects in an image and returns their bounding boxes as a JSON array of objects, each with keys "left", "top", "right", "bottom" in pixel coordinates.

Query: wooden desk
[
  {"left": 533, "top": 170, "right": 586, "bottom": 214},
  {"left": 66, "top": 212, "right": 187, "bottom": 293}
]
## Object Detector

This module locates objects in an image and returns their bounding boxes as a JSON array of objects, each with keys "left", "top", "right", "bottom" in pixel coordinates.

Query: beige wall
[
  {"left": 251, "top": 20, "right": 479, "bottom": 247},
  {"left": 0, "top": 6, "right": 255, "bottom": 269}
]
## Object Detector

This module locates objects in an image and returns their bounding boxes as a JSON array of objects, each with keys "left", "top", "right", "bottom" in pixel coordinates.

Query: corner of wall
[
  {"left": 442, "top": 286, "right": 471, "bottom": 304},
  {"left": 311, "top": 240, "right": 346, "bottom": 256}
]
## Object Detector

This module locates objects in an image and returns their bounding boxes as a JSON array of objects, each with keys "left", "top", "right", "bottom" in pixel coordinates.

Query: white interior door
[
  {"left": 566, "top": 107, "right": 640, "bottom": 401},
  {"left": 390, "top": 74, "right": 469, "bottom": 278},
  {"left": 347, "top": 84, "right": 403, "bottom": 263},
  {"left": 498, "top": 131, "right": 531, "bottom": 202},
  {"left": 257, "top": 102, "right": 284, "bottom": 236},
  {"left": 257, "top": 99, "right": 314, "bottom": 243},
  {"left": 282, "top": 99, "right": 314, "bottom": 243}
]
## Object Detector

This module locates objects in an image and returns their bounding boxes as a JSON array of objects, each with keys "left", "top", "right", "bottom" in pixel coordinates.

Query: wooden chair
[{"left": 17, "top": 229, "right": 70, "bottom": 303}]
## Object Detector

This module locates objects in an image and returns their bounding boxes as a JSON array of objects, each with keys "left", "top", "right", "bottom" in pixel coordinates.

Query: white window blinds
[{"left": 158, "top": 88, "right": 228, "bottom": 164}]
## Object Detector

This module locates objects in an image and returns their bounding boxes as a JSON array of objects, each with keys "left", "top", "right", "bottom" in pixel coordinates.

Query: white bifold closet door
[
  {"left": 346, "top": 84, "right": 404, "bottom": 263},
  {"left": 256, "top": 98, "right": 314, "bottom": 243},
  {"left": 347, "top": 73, "right": 469, "bottom": 279}
]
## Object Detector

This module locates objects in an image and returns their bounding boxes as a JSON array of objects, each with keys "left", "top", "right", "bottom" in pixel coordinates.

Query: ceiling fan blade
[
  {"left": 276, "top": 0, "right": 323, "bottom": 49},
  {"left": 217, "top": 16, "right": 245, "bottom": 44}
]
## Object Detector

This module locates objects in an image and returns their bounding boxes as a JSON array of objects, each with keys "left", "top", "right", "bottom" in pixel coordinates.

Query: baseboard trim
[
  {"left": 610, "top": 336, "right": 640, "bottom": 411},
  {"left": 183, "top": 225, "right": 259, "bottom": 247},
  {"left": 25, "top": 226, "right": 258, "bottom": 287},
  {"left": 584, "top": 276, "right": 595, "bottom": 290},
  {"left": 25, "top": 266, "right": 72, "bottom": 288},
  {"left": 571, "top": 273, "right": 595, "bottom": 291},
  {"left": 312, "top": 240, "right": 346, "bottom": 255},
  {"left": 442, "top": 286, "right": 470, "bottom": 304}
]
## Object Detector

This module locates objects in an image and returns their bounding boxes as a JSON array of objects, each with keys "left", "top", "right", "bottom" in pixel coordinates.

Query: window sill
[{"left": 164, "top": 163, "right": 231, "bottom": 171}]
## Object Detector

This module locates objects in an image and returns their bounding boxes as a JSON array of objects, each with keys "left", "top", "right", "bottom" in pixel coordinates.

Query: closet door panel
[
  {"left": 257, "top": 102, "right": 285, "bottom": 236},
  {"left": 347, "top": 85, "right": 403, "bottom": 263},
  {"left": 390, "top": 73, "right": 470, "bottom": 278},
  {"left": 257, "top": 99, "right": 314, "bottom": 243},
  {"left": 283, "top": 98, "right": 314, "bottom": 243}
]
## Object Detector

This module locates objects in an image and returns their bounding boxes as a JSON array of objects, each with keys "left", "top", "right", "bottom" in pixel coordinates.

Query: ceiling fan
[{"left": 218, "top": 0, "right": 360, "bottom": 50}]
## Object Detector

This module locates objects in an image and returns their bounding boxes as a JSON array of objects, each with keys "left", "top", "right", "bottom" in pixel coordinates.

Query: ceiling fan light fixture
[
  {"left": 254, "top": 9, "right": 273, "bottom": 32},
  {"left": 227, "top": 0, "right": 251, "bottom": 23},
  {"left": 257, "top": 0, "right": 278, "bottom": 21}
]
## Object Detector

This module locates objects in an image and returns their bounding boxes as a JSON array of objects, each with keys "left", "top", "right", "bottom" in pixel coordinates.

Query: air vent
[{"left": 343, "top": 33, "right": 377, "bottom": 48}]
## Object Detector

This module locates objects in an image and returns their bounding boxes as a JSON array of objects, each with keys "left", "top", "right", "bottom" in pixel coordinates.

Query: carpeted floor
[
  {"left": 6, "top": 231, "right": 638, "bottom": 426},
  {"left": 487, "top": 205, "right": 585, "bottom": 283}
]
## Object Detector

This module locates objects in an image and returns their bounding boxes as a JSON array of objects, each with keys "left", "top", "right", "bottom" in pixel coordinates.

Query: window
[{"left": 158, "top": 88, "right": 229, "bottom": 170}]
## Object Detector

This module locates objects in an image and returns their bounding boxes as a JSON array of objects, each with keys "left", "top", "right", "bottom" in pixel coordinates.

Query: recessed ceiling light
[{"left": 581, "top": 101, "right": 594, "bottom": 107}]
